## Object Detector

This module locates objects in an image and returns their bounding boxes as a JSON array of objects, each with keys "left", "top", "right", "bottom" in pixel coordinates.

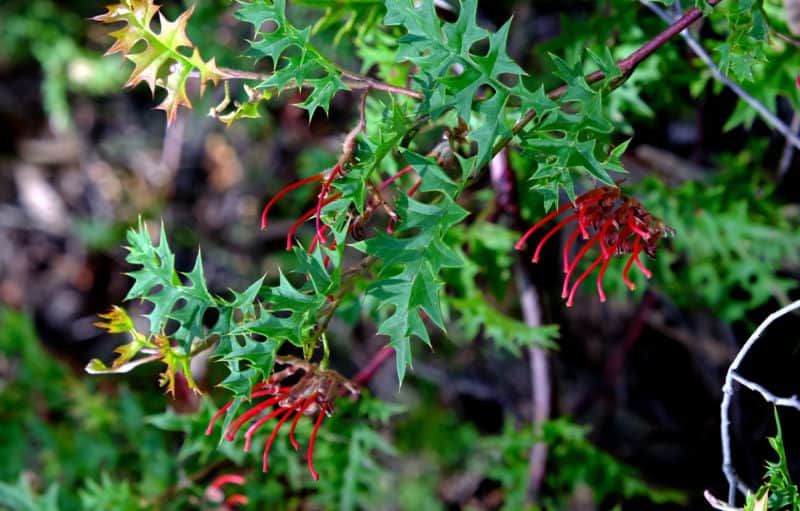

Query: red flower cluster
[
  {"left": 260, "top": 165, "right": 420, "bottom": 252},
  {"left": 515, "top": 186, "right": 673, "bottom": 306},
  {"left": 206, "top": 357, "right": 360, "bottom": 480}
]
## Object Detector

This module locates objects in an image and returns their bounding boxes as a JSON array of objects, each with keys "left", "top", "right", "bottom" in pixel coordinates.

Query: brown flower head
[
  {"left": 515, "top": 186, "right": 673, "bottom": 306},
  {"left": 206, "top": 356, "right": 360, "bottom": 480}
]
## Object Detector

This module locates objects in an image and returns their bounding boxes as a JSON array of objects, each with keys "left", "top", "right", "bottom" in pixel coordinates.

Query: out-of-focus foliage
[
  {"left": 0, "top": 0, "right": 126, "bottom": 130},
  {"left": 480, "top": 418, "right": 686, "bottom": 510},
  {"left": 635, "top": 161, "right": 800, "bottom": 320}
]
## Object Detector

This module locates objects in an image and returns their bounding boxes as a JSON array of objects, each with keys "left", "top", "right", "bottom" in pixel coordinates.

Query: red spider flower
[
  {"left": 206, "top": 356, "right": 360, "bottom": 480},
  {"left": 260, "top": 164, "right": 421, "bottom": 254},
  {"left": 515, "top": 186, "right": 673, "bottom": 306}
]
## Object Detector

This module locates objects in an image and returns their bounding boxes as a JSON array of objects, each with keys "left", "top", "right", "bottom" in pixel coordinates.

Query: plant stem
[{"left": 352, "top": 346, "right": 395, "bottom": 385}]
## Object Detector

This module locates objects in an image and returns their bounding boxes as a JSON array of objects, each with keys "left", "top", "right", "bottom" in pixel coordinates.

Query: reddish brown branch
[
  {"left": 352, "top": 347, "right": 395, "bottom": 385},
  {"left": 493, "top": 0, "right": 723, "bottom": 156}
]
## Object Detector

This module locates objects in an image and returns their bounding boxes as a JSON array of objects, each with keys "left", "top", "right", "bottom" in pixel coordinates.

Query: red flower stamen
[
  {"left": 515, "top": 202, "right": 572, "bottom": 250},
  {"left": 566, "top": 253, "right": 605, "bottom": 307},
  {"left": 206, "top": 400, "right": 233, "bottom": 436},
  {"left": 242, "top": 406, "right": 290, "bottom": 452},
  {"left": 286, "top": 193, "right": 342, "bottom": 251},
  {"left": 562, "top": 227, "right": 582, "bottom": 272},
  {"left": 227, "top": 395, "right": 284, "bottom": 441},
  {"left": 206, "top": 473, "right": 248, "bottom": 507},
  {"left": 596, "top": 227, "right": 631, "bottom": 302},
  {"left": 209, "top": 474, "right": 246, "bottom": 488},
  {"left": 262, "top": 399, "right": 306, "bottom": 472},
  {"left": 627, "top": 212, "right": 651, "bottom": 240},
  {"left": 378, "top": 165, "right": 414, "bottom": 191},
  {"left": 206, "top": 356, "right": 360, "bottom": 481},
  {"left": 261, "top": 174, "right": 324, "bottom": 230},
  {"left": 307, "top": 404, "right": 328, "bottom": 481},
  {"left": 225, "top": 494, "right": 249, "bottom": 507},
  {"left": 633, "top": 249, "right": 653, "bottom": 278},
  {"left": 315, "top": 164, "right": 342, "bottom": 245},
  {"left": 289, "top": 397, "right": 315, "bottom": 450},
  {"left": 533, "top": 213, "right": 579, "bottom": 263},
  {"left": 562, "top": 217, "right": 614, "bottom": 298}
]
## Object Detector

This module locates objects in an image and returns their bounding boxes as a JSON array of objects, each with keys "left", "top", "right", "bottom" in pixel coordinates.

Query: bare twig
[
  {"left": 514, "top": 261, "right": 550, "bottom": 503},
  {"left": 491, "top": 149, "right": 551, "bottom": 502},
  {"left": 719, "top": 299, "right": 800, "bottom": 505},
  {"left": 730, "top": 373, "right": 800, "bottom": 410},
  {"left": 216, "top": 67, "right": 424, "bottom": 99},
  {"left": 778, "top": 113, "right": 800, "bottom": 179},
  {"left": 643, "top": 1, "right": 800, "bottom": 152}
]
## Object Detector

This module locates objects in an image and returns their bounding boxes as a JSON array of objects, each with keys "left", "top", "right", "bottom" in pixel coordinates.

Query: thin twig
[
  {"left": 778, "top": 113, "right": 800, "bottom": 179},
  {"left": 720, "top": 299, "right": 800, "bottom": 506},
  {"left": 217, "top": 67, "right": 423, "bottom": 99},
  {"left": 730, "top": 373, "right": 800, "bottom": 410},
  {"left": 643, "top": 1, "right": 800, "bottom": 151},
  {"left": 514, "top": 261, "right": 550, "bottom": 503},
  {"left": 491, "top": 149, "right": 551, "bottom": 502}
]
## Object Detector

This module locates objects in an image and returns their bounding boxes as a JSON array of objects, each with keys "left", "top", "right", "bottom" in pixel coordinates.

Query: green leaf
[
  {"left": 236, "top": 0, "right": 349, "bottom": 119},
  {"left": 358, "top": 195, "right": 467, "bottom": 384}
]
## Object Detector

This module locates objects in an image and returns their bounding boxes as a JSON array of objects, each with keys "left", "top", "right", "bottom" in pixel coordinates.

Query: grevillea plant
[{"left": 86, "top": 0, "right": 778, "bottom": 496}]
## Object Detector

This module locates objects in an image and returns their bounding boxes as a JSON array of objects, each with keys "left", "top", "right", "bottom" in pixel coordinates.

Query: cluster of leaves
[{"left": 87, "top": 219, "right": 360, "bottom": 397}]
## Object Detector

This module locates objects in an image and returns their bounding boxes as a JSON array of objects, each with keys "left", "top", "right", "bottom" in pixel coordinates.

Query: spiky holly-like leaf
[
  {"left": 93, "top": 0, "right": 226, "bottom": 125},
  {"left": 235, "top": 0, "right": 349, "bottom": 119}
]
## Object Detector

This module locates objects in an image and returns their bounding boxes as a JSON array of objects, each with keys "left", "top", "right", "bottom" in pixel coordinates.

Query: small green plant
[{"left": 64, "top": 0, "right": 799, "bottom": 508}]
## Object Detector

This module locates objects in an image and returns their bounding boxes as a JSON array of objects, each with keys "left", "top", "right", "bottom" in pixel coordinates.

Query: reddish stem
[
  {"left": 352, "top": 347, "right": 395, "bottom": 385},
  {"left": 261, "top": 174, "right": 323, "bottom": 230},
  {"left": 315, "top": 165, "right": 342, "bottom": 244}
]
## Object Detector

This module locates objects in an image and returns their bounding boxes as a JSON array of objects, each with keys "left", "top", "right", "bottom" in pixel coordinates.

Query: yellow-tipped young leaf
[{"left": 93, "top": 0, "right": 226, "bottom": 125}]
